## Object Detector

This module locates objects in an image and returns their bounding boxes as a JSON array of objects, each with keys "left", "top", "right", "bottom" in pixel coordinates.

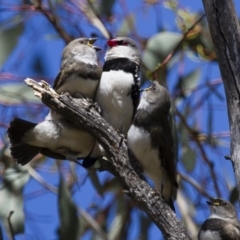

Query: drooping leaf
[
  {"left": 0, "top": 165, "right": 29, "bottom": 235},
  {"left": 229, "top": 187, "right": 238, "bottom": 205},
  {"left": 142, "top": 31, "right": 182, "bottom": 71},
  {"left": 0, "top": 21, "right": 23, "bottom": 67},
  {"left": 175, "top": 69, "right": 201, "bottom": 97},
  {"left": 181, "top": 145, "right": 196, "bottom": 172},
  {"left": 100, "top": 0, "right": 116, "bottom": 18},
  {"left": 185, "top": 19, "right": 216, "bottom": 61},
  {"left": 117, "top": 14, "right": 135, "bottom": 36},
  {"left": 138, "top": 213, "right": 151, "bottom": 240},
  {"left": 108, "top": 196, "right": 127, "bottom": 239},
  {"left": 0, "top": 83, "right": 41, "bottom": 105},
  {"left": 57, "top": 176, "right": 79, "bottom": 240},
  {"left": 88, "top": 172, "right": 103, "bottom": 197},
  {"left": 178, "top": 120, "right": 196, "bottom": 172}
]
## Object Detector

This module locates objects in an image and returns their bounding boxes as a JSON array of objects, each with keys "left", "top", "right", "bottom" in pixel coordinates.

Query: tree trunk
[{"left": 202, "top": 0, "right": 240, "bottom": 201}]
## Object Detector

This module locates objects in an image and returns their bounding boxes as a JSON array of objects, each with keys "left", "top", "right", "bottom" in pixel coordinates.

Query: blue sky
[{"left": 1, "top": 0, "right": 240, "bottom": 239}]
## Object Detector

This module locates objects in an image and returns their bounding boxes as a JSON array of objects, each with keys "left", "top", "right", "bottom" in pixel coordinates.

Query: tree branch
[
  {"left": 24, "top": 78, "right": 191, "bottom": 239},
  {"left": 202, "top": 0, "right": 240, "bottom": 200},
  {"left": 35, "top": 0, "right": 73, "bottom": 43}
]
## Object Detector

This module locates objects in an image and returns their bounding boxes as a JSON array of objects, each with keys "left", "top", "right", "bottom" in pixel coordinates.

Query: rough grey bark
[
  {"left": 202, "top": 0, "right": 240, "bottom": 201},
  {"left": 25, "top": 78, "right": 191, "bottom": 240}
]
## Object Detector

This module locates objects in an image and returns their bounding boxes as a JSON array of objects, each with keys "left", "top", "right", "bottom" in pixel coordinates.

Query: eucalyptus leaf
[
  {"left": 108, "top": 196, "right": 126, "bottom": 239},
  {"left": 88, "top": 172, "right": 103, "bottom": 197},
  {"left": 175, "top": 69, "right": 200, "bottom": 98},
  {"left": 229, "top": 187, "right": 238, "bottom": 205},
  {"left": 0, "top": 83, "right": 41, "bottom": 105},
  {"left": 0, "top": 22, "right": 23, "bottom": 67},
  {"left": 0, "top": 166, "right": 29, "bottom": 236},
  {"left": 139, "top": 213, "right": 151, "bottom": 240},
  {"left": 57, "top": 177, "right": 79, "bottom": 240},
  {"left": 100, "top": 0, "right": 116, "bottom": 18},
  {"left": 142, "top": 32, "right": 182, "bottom": 71},
  {"left": 182, "top": 146, "right": 196, "bottom": 172},
  {"left": 118, "top": 14, "right": 135, "bottom": 36}
]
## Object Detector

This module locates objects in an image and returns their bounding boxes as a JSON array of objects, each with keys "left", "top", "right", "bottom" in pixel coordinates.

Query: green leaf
[
  {"left": 58, "top": 177, "right": 79, "bottom": 240},
  {"left": 0, "top": 83, "right": 41, "bottom": 105},
  {"left": 0, "top": 21, "right": 23, "bottom": 67},
  {"left": 178, "top": 121, "right": 196, "bottom": 172},
  {"left": 174, "top": 69, "right": 201, "bottom": 104},
  {"left": 88, "top": 172, "right": 103, "bottom": 196},
  {"left": 185, "top": 19, "right": 216, "bottom": 61},
  {"left": 179, "top": 69, "right": 200, "bottom": 93},
  {"left": 142, "top": 32, "right": 182, "bottom": 71},
  {"left": 0, "top": 165, "right": 29, "bottom": 235},
  {"left": 229, "top": 187, "right": 238, "bottom": 204},
  {"left": 100, "top": 0, "right": 116, "bottom": 18},
  {"left": 181, "top": 145, "right": 196, "bottom": 172},
  {"left": 139, "top": 213, "right": 151, "bottom": 239},
  {"left": 108, "top": 196, "right": 126, "bottom": 239},
  {"left": 117, "top": 14, "right": 135, "bottom": 36}
]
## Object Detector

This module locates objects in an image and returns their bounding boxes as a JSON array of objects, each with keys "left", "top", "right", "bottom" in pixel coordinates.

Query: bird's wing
[
  {"left": 151, "top": 119, "right": 178, "bottom": 188},
  {"left": 220, "top": 222, "right": 240, "bottom": 240},
  {"left": 40, "top": 148, "right": 66, "bottom": 160},
  {"left": 53, "top": 61, "right": 102, "bottom": 91}
]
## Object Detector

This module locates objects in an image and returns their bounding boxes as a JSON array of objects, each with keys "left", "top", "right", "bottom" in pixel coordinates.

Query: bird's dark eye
[
  {"left": 152, "top": 84, "right": 158, "bottom": 92},
  {"left": 79, "top": 40, "right": 84, "bottom": 44},
  {"left": 119, "top": 40, "right": 128, "bottom": 46},
  {"left": 221, "top": 201, "right": 227, "bottom": 205}
]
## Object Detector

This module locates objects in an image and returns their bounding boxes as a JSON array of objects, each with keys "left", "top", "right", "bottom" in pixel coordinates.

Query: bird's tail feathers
[{"left": 7, "top": 118, "right": 40, "bottom": 165}]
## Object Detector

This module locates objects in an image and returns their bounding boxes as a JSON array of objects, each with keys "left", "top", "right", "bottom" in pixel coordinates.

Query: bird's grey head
[
  {"left": 105, "top": 37, "right": 141, "bottom": 65},
  {"left": 61, "top": 38, "right": 101, "bottom": 67},
  {"left": 138, "top": 81, "right": 171, "bottom": 117},
  {"left": 207, "top": 198, "right": 238, "bottom": 221}
]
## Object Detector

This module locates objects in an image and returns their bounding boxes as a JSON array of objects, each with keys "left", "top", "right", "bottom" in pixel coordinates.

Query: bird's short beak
[
  {"left": 206, "top": 197, "right": 220, "bottom": 206},
  {"left": 88, "top": 38, "right": 98, "bottom": 45},
  {"left": 107, "top": 39, "right": 118, "bottom": 47},
  {"left": 144, "top": 86, "right": 151, "bottom": 92},
  {"left": 87, "top": 38, "right": 101, "bottom": 51},
  {"left": 92, "top": 46, "right": 102, "bottom": 52}
]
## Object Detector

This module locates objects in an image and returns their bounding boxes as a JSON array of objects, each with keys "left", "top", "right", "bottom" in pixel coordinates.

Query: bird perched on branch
[
  {"left": 8, "top": 38, "right": 102, "bottom": 165},
  {"left": 198, "top": 198, "right": 240, "bottom": 240},
  {"left": 127, "top": 81, "right": 178, "bottom": 211},
  {"left": 95, "top": 37, "right": 141, "bottom": 136},
  {"left": 82, "top": 37, "right": 141, "bottom": 167}
]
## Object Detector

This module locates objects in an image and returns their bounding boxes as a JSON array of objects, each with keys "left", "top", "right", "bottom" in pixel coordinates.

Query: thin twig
[
  {"left": 179, "top": 172, "right": 212, "bottom": 199},
  {"left": 35, "top": 0, "right": 73, "bottom": 43}
]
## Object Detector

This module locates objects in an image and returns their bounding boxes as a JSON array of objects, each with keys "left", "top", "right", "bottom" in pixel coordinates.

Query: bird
[
  {"left": 46, "top": 37, "right": 101, "bottom": 120},
  {"left": 127, "top": 81, "right": 178, "bottom": 210},
  {"left": 82, "top": 37, "right": 141, "bottom": 167},
  {"left": 198, "top": 198, "right": 240, "bottom": 240},
  {"left": 95, "top": 36, "right": 141, "bottom": 136},
  {"left": 8, "top": 38, "right": 102, "bottom": 165}
]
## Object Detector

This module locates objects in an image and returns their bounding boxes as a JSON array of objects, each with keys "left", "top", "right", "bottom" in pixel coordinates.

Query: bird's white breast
[
  {"left": 96, "top": 70, "right": 135, "bottom": 135},
  {"left": 127, "top": 125, "right": 162, "bottom": 191}
]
